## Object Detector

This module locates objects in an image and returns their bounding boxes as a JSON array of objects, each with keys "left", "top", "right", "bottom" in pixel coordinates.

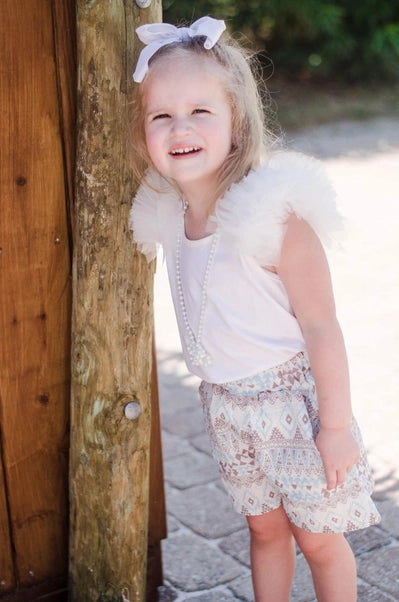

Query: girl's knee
[
  {"left": 293, "top": 529, "right": 348, "bottom": 563},
  {"left": 247, "top": 506, "right": 293, "bottom": 543}
]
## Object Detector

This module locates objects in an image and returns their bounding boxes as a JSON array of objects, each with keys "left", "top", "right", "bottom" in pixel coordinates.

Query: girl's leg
[
  {"left": 291, "top": 525, "right": 357, "bottom": 602},
  {"left": 247, "top": 505, "right": 296, "bottom": 602}
]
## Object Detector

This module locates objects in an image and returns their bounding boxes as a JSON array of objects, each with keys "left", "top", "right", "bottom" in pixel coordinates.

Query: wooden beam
[
  {"left": 0, "top": 446, "right": 15, "bottom": 593},
  {"left": 0, "top": 0, "right": 71, "bottom": 590},
  {"left": 146, "top": 342, "right": 167, "bottom": 601},
  {"left": 69, "top": 1, "right": 162, "bottom": 600},
  {"left": 52, "top": 0, "right": 77, "bottom": 234}
]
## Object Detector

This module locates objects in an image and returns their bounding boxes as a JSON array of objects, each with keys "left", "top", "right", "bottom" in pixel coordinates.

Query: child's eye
[
  {"left": 193, "top": 108, "right": 210, "bottom": 115},
  {"left": 153, "top": 113, "right": 171, "bottom": 120}
]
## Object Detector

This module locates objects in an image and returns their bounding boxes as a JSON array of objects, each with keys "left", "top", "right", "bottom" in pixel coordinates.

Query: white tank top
[
  {"left": 164, "top": 227, "right": 305, "bottom": 383},
  {"left": 130, "top": 152, "right": 343, "bottom": 384}
]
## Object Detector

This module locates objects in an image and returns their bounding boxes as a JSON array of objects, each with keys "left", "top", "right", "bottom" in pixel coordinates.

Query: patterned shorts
[{"left": 199, "top": 352, "right": 381, "bottom": 533}]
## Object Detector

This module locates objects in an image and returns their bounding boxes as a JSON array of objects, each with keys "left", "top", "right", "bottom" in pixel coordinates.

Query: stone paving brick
[
  {"left": 162, "top": 430, "right": 193, "bottom": 461},
  {"left": 157, "top": 584, "right": 178, "bottom": 601},
  {"left": 166, "top": 513, "right": 180, "bottom": 534},
  {"left": 228, "top": 573, "right": 254, "bottom": 602},
  {"left": 167, "top": 484, "right": 247, "bottom": 538},
  {"left": 162, "top": 532, "right": 243, "bottom": 592},
  {"left": 376, "top": 499, "right": 399, "bottom": 538},
  {"left": 372, "top": 459, "right": 399, "bottom": 502},
  {"left": 164, "top": 481, "right": 177, "bottom": 499},
  {"left": 162, "top": 406, "right": 205, "bottom": 438},
  {"left": 346, "top": 525, "right": 392, "bottom": 555},
  {"left": 158, "top": 378, "right": 197, "bottom": 414},
  {"left": 290, "top": 555, "right": 315, "bottom": 602},
  {"left": 164, "top": 448, "right": 220, "bottom": 489},
  {"left": 190, "top": 432, "right": 213, "bottom": 456},
  {"left": 357, "top": 546, "right": 399, "bottom": 598},
  {"left": 218, "top": 528, "right": 251, "bottom": 567},
  {"left": 228, "top": 551, "right": 340, "bottom": 602},
  {"left": 357, "top": 584, "right": 396, "bottom": 602},
  {"left": 160, "top": 381, "right": 200, "bottom": 412},
  {"left": 184, "top": 589, "right": 238, "bottom": 601}
]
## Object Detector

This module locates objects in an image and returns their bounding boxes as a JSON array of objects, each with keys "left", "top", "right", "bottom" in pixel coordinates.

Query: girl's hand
[{"left": 316, "top": 425, "right": 360, "bottom": 490}]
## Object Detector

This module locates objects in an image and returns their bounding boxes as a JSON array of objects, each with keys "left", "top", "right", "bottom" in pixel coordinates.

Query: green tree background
[{"left": 163, "top": 0, "right": 399, "bottom": 83}]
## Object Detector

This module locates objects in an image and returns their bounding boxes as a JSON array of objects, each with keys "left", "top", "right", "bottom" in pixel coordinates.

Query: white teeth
[{"left": 171, "top": 147, "right": 200, "bottom": 155}]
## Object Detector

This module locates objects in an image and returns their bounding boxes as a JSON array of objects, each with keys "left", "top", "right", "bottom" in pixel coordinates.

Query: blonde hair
[{"left": 129, "top": 30, "right": 278, "bottom": 203}]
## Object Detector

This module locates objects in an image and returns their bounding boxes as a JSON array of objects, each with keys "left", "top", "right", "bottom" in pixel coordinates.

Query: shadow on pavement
[{"left": 286, "top": 117, "right": 399, "bottom": 159}]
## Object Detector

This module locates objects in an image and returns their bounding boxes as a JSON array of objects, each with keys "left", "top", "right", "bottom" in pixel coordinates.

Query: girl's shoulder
[
  {"left": 129, "top": 170, "right": 181, "bottom": 261},
  {"left": 214, "top": 150, "right": 344, "bottom": 266},
  {"left": 130, "top": 152, "right": 344, "bottom": 265}
]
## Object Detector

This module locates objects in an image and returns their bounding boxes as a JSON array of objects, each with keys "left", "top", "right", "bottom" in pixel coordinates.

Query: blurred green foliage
[{"left": 162, "top": 0, "right": 399, "bottom": 82}]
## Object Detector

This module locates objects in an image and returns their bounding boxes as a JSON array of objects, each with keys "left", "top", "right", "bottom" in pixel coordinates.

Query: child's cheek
[
  {"left": 145, "top": 130, "right": 166, "bottom": 173},
  {"left": 145, "top": 130, "right": 160, "bottom": 163}
]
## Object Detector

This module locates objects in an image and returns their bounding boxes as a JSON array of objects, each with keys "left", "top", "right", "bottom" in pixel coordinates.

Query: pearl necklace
[{"left": 175, "top": 209, "right": 219, "bottom": 367}]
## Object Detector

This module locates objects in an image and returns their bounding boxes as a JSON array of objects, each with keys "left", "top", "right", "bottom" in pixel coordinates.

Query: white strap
[{"left": 133, "top": 16, "right": 226, "bottom": 82}]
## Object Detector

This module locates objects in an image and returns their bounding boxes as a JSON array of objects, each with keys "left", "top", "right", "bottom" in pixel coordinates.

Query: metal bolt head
[
  {"left": 124, "top": 401, "right": 141, "bottom": 420},
  {"left": 135, "top": 0, "right": 152, "bottom": 7}
]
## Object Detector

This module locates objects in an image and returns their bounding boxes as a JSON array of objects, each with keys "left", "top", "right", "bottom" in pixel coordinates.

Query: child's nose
[{"left": 171, "top": 115, "right": 192, "bottom": 136}]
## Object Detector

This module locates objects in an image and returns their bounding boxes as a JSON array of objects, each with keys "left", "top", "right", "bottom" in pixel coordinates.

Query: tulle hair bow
[{"left": 133, "top": 16, "right": 226, "bottom": 82}]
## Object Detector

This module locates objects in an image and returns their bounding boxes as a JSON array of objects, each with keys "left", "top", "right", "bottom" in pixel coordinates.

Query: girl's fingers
[
  {"left": 325, "top": 468, "right": 338, "bottom": 490},
  {"left": 336, "top": 467, "right": 348, "bottom": 486},
  {"left": 325, "top": 466, "right": 352, "bottom": 489}
]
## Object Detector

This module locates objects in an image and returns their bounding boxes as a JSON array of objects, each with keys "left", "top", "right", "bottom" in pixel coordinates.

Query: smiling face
[{"left": 142, "top": 54, "right": 233, "bottom": 203}]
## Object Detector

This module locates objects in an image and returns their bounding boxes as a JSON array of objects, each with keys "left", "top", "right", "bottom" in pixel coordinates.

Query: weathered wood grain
[
  {"left": 69, "top": 1, "right": 162, "bottom": 600},
  {"left": 52, "top": 0, "right": 77, "bottom": 233},
  {"left": 146, "top": 343, "right": 167, "bottom": 600},
  {"left": 0, "top": 449, "right": 15, "bottom": 593},
  {"left": 0, "top": 0, "right": 71, "bottom": 591}
]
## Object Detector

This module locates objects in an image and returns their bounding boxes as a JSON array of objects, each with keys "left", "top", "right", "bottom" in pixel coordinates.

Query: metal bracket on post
[{"left": 135, "top": 0, "right": 152, "bottom": 7}]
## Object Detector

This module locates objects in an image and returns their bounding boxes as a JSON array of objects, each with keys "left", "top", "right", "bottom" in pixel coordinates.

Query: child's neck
[
  {"left": 184, "top": 204, "right": 211, "bottom": 240},
  {"left": 179, "top": 178, "right": 217, "bottom": 213},
  {"left": 179, "top": 180, "right": 219, "bottom": 239}
]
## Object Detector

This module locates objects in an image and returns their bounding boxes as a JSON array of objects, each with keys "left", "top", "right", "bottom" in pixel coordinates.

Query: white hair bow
[{"left": 133, "top": 16, "right": 226, "bottom": 83}]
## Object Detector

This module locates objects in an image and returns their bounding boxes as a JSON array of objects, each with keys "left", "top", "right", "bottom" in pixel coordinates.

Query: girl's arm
[{"left": 277, "top": 213, "right": 360, "bottom": 490}]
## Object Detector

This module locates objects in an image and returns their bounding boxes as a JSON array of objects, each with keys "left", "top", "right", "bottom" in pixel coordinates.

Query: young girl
[{"left": 129, "top": 17, "right": 380, "bottom": 602}]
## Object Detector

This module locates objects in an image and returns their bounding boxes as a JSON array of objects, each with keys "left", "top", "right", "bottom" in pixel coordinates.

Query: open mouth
[{"left": 170, "top": 147, "right": 201, "bottom": 156}]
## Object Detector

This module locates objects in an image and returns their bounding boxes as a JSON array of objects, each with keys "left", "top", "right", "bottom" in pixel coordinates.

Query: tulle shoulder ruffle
[
  {"left": 129, "top": 152, "right": 344, "bottom": 266},
  {"left": 129, "top": 170, "right": 181, "bottom": 262},
  {"left": 214, "top": 151, "right": 344, "bottom": 266}
]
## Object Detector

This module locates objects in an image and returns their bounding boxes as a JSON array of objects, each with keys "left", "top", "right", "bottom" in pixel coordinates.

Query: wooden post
[{"left": 69, "top": 1, "right": 162, "bottom": 601}]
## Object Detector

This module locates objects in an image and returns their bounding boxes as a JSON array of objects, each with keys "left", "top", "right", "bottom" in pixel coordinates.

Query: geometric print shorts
[{"left": 199, "top": 352, "right": 381, "bottom": 533}]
